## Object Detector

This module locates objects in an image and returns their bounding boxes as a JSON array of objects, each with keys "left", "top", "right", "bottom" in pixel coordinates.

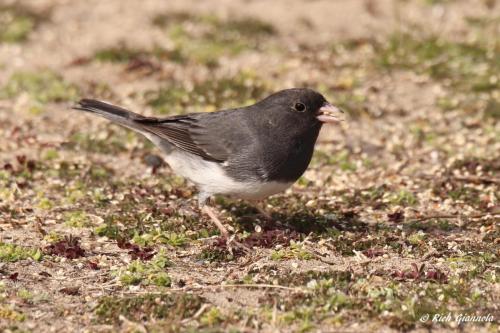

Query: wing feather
[{"left": 134, "top": 115, "right": 229, "bottom": 162}]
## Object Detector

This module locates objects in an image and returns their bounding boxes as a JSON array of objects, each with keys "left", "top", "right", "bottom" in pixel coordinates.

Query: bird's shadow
[{"left": 220, "top": 200, "right": 369, "bottom": 235}]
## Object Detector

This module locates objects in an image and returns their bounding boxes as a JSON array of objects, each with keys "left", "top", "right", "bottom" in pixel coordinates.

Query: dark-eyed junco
[{"left": 73, "top": 88, "right": 343, "bottom": 247}]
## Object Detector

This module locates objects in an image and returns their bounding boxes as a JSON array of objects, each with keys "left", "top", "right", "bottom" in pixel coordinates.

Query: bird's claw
[{"left": 226, "top": 235, "right": 251, "bottom": 255}]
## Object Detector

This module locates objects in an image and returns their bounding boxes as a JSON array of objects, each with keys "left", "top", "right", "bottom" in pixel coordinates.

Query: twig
[
  {"left": 53, "top": 272, "right": 110, "bottom": 281},
  {"left": 221, "top": 283, "right": 305, "bottom": 292},
  {"left": 119, "top": 315, "right": 147, "bottom": 333},
  {"left": 122, "top": 283, "right": 308, "bottom": 295},
  {"left": 420, "top": 174, "right": 500, "bottom": 185},
  {"left": 395, "top": 159, "right": 410, "bottom": 173},
  {"left": 303, "top": 244, "right": 338, "bottom": 265},
  {"left": 409, "top": 212, "right": 499, "bottom": 223},
  {"left": 317, "top": 139, "right": 342, "bottom": 144},
  {"left": 181, "top": 303, "right": 210, "bottom": 324},
  {"left": 422, "top": 248, "right": 438, "bottom": 260},
  {"left": 353, "top": 249, "right": 369, "bottom": 261},
  {"left": 453, "top": 175, "right": 500, "bottom": 185}
]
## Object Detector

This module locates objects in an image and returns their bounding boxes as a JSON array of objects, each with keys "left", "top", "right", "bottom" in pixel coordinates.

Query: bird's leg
[
  {"left": 252, "top": 201, "right": 273, "bottom": 222},
  {"left": 201, "top": 204, "right": 229, "bottom": 238},
  {"left": 199, "top": 193, "right": 230, "bottom": 237},
  {"left": 248, "top": 200, "right": 287, "bottom": 231},
  {"left": 251, "top": 200, "right": 273, "bottom": 221},
  {"left": 199, "top": 194, "right": 250, "bottom": 253}
]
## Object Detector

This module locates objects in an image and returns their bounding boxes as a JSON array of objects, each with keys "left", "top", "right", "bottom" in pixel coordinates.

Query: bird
[{"left": 73, "top": 88, "right": 344, "bottom": 249}]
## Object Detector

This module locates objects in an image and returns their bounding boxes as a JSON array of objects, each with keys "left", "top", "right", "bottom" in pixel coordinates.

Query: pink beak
[{"left": 316, "top": 103, "right": 344, "bottom": 123}]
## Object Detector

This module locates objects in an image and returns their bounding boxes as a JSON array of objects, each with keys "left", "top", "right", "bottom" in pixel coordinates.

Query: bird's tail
[{"left": 73, "top": 99, "right": 148, "bottom": 132}]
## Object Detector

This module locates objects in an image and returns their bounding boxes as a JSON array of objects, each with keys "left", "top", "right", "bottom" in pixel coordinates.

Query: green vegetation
[
  {"left": 271, "top": 242, "right": 313, "bottom": 261},
  {"left": 95, "top": 293, "right": 204, "bottom": 324},
  {"left": 0, "top": 306, "right": 25, "bottom": 322},
  {"left": 0, "top": 243, "right": 42, "bottom": 262},
  {"left": 145, "top": 70, "right": 269, "bottom": 114},
  {"left": 93, "top": 13, "right": 276, "bottom": 66},
  {"left": 153, "top": 13, "right": 275, "bottom": 37},
  {"left": 68, "top": 131, "right": 130, "bottom": 154},
  {"left": 389, "top": 190, "right": 418, "bottom": 207},
  {"left": 0, "top": 70, "right": 79, "bottom": 104},
  {"left": 313, "top": 149, "right": 357, "bottom": 171},
  {"left": 374, "top": 30, "right": 499, "bottom": 120},
  {"left": 261, "top": 272, "right": 491, "bottom": 331},
  {"left": 92, "top": 43, "right": 185, "bottom": 64},
  {"left": 153, "top": 12, "right": 276, "bottom": 65},
  {"left": 0, "top": 5, "right": 44, "bottom": 43},
  {"left": 376, "top": 32, "right": 499, "bottom": 91},
  {"left": 64, "top": 211, "right": 92, "bottom": 228},
  {"left": 200, "top": 307, "right": 225, "bottom": 326},
  {"left": 133, "top": 231, "right": 188, "bottom": 247},
  {"left": 94, "top": 44, "right": 147, "bottom": 63},
  {"left": 118, "top": 250, "right": 172, "bottom": 287},
  {"left": 16, "top": 289, "right": 33, "bottom": 302}
]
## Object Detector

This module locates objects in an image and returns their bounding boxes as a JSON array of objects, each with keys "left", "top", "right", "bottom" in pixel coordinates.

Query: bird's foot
[
  {"left": 224, "top": 234, "right": 251, "bottom": 255},
  {"left": 202, "top": 204, "right": 230, "bottom": 234},
  {"left": 251, "top": 201, "right": 274, "bottom": 221},
  {"left": 247, "top": 202, "right": 290, "bottom": 232},
  {"left": 201, "top": 204, "right": 251, "bottom": 254}
]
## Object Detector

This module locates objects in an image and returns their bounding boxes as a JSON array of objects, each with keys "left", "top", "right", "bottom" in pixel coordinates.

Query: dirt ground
[{"left": 0, "top": 0, "right": 498, "bottom": 332}]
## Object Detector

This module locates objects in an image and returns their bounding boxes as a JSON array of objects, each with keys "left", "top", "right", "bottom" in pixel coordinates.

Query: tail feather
[
  {"left": 73, "top": 99, "right": 148, "bottom": 131},
  {"left": 74, "top": 99, "right": 145, "bottom": 119}
]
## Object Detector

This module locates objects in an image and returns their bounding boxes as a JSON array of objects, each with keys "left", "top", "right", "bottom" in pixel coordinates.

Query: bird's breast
[{"left": 161, "top": 148, "right": 293, "bottom": 199}]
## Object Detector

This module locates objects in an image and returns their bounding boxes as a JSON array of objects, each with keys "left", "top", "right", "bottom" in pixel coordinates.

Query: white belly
[
  {"left": 163, "top": 149, "right": 293, "bottom": 200},
  {"left": 144, "top": 133, "right": 293, "bottom": 200}
]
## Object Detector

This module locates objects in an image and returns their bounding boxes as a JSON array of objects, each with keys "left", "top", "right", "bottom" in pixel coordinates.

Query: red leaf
[
  {"left": 16, "top": 155, "right": 27, "bottom": 165},
  {"left": 86, "top": 261, "right": 99, "bottom": 270},
  {"left": 116, "top": 239, "right": 155, "bottom": 261},
  {"left": 59, "top": 287, "right": 80, "bottom": 295},
  {"left": 45, "top": 235, "right": 85, "bottom": 259},
  {"left": 363, "top": 248, "right": 385, "bottom": 258},
  {"left": 391, "top": 264, "right": 448, "bottom": 283},
  {"left": 243, "top": 230, "right": 299, "bottom": 248},
  {"left": 387, "top": 210, "right": 405, "bottom": 223}
]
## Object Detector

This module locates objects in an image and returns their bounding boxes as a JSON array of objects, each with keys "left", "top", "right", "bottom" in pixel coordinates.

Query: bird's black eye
[{"left": 293, "top": 102, "right": 306, "bottom": 112}]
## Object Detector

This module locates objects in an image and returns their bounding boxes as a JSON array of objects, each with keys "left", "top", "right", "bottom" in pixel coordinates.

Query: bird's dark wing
[
  {"left": 135, "top": 110, "right": 249, "bottom": 163},
  {"left": 74, "top": 99, "right": 252, "bottom": 163}
]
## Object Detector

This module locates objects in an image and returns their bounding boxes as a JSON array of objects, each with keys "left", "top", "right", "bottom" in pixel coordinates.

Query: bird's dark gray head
[{"left": 256, "top": 88, "right": 343, "bottom": 124}]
